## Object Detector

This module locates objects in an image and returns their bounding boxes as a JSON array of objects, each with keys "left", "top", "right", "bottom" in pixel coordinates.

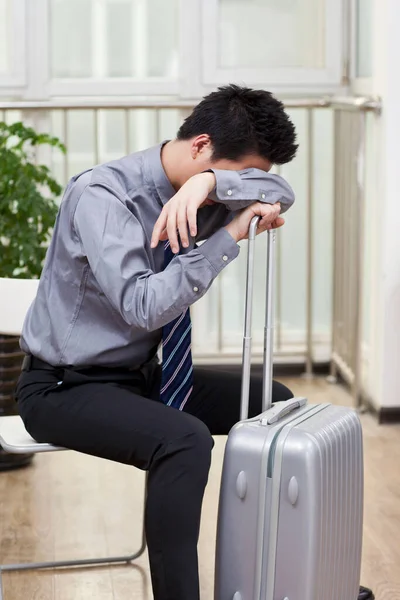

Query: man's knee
[
  {"left": 153, "top": 415, "right": 214, "bottom": 475},
  {"left": 272, "top": 380, "right": 294, "bottom": 402},
  {"left": 174, "top": 417, "right": 213, "bottom": 466},
  {"left": 186, "top": 417, "right": 214, "bottom": 463}
]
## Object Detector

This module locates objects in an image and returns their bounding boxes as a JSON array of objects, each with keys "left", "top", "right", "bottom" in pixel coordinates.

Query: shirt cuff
[
  {"left": 197, "top": 227, "right": 240, "bottom": 275},
  {"left": 206, "top": 168, "right": 295, "bottom": 213},
  {"left": 208, "top": 169, "right": 243, "bottom": 204}
]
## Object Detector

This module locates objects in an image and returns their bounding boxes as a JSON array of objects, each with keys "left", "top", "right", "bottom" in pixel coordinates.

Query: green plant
[{"left": 0, "top": 121, "right": 66, "bottom": 279}]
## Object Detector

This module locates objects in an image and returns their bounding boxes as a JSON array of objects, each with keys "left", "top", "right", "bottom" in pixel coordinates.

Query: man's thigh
[
  {"left": 184, "top": 367, "right": 293, "bottom": 435},
  {"left": 18, "top": 376, "right": 205, "bottom": 470}
]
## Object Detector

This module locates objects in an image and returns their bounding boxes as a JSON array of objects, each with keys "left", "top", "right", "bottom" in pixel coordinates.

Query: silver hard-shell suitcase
[{"left": 214, "top": 219, "right": 364, "bottom": 600}]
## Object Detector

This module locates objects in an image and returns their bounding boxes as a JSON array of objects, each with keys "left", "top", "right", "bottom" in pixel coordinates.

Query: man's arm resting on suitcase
[
  {"left": 151, "top": 170, "right": 294, "bottom": 252},
  {"left": 224, "top": 202, "right": 285, "bottom": 243}
]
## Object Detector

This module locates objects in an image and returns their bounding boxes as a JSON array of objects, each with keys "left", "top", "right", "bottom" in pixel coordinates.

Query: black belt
[
  {"left": 22, "top": 355, "right": 59, "bottom": 372},
  {"left": 21, "top": 354, "right": 150, "bottom": 374}
]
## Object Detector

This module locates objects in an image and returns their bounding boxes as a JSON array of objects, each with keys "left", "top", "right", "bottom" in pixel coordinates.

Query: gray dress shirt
[{"left": 20, "top": 143, "right": 295, "bottom": 368}]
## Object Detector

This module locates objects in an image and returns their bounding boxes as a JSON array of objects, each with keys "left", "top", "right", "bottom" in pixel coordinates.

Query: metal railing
[{"left": 0, "top": 96, "right": 382, "bottom": 406}]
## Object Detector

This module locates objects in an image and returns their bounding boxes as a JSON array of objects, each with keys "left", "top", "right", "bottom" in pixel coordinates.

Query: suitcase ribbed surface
[
  {"left": 298, "top": 408, "right": 363, "bottom": 599},
  {"left": 215, "top": 405, "right": 363, "bottom": 600}
]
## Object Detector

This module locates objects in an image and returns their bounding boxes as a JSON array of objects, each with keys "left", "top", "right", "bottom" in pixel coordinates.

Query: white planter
[{"left": 0, "top": 278, "right": 39, "bottom": 336}]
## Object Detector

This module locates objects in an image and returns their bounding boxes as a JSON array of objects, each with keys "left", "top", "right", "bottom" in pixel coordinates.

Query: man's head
[{"left": 163, "top": 84, "right": 298, "bottom": 188}]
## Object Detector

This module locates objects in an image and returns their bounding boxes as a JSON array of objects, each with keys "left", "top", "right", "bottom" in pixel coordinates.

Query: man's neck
[{"left": 161, "top": 140, "right": 193, "bottom": 190}]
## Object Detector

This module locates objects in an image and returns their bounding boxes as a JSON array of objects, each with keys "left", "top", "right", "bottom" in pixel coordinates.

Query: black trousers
[{"left": 15, "top": 363, "right": 293, "bottom": 600}]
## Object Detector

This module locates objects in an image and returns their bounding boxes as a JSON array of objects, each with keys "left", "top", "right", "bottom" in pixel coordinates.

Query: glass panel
[
  {"left": 218, "top": 0, "right": 325, "bottom": 70},
  {"left": 67, "top": 111, "right": 95, "bottom": 153},
  {"left": 104, "top": 110, "right": 127, "bottom": 153},
  {"left": 51, "top": 0, "right": 93, "bottom": 78},
  {"left": 0, "top": 0, "right": 12, "bottom": 75},
  {"left": 106, "top": 1, "right": 134, "bottom": 77},
  {"left": 146, "top": 0, "right": 179, "bottom": 77},
  {"left": 356, "top": 0, "right": 372, "bottom": 78},
  {"left": 192, "top": 107, "right": 334, "bottom": 359},
  {"left": 50, "top": 0, "right": 179, "bottom": 79},
  {"left": 312, "top": 109, "right": 334, "bottom": 337}
]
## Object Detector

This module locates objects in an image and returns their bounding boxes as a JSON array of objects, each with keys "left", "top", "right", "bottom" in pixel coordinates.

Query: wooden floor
[{"left": 0, "top": 377, "right": 399, "bottom": 600}]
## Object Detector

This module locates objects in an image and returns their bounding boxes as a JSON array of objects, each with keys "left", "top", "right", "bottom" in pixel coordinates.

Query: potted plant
[{"left": 0, "top": 121, "right": 65, "bottom": 469}]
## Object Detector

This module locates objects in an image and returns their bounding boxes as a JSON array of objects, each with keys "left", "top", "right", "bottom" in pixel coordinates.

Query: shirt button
[
  {"left": 193, "top": 286, "right": 199, "bottom": 292},
  {"left": 261, "top": 193, "right": 266, "bottom": 199},
  {"left": 227, "top": 189, "right": 233, "bottom": 196},
  {"left": 222, "top": 255, "right": 228, "bottom": 262}
]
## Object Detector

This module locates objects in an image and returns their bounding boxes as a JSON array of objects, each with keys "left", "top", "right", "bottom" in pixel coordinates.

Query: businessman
[{"left": 16, "top": 85, "right": 297, "bottom": 599}]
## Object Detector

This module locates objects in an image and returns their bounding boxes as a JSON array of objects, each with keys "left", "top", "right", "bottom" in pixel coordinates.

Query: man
[{"left": 16, "top": 85, "right": 297, "bottom": 599}]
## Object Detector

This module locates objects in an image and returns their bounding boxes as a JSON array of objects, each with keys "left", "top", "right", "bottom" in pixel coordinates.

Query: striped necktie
[{"left": 160, "top": 241, "right": 193, "bottom": 410}]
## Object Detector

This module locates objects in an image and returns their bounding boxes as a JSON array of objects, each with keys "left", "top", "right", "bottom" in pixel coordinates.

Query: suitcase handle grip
[
  {"left": 240, "top": 217, "right": 276, "bottom": 420},
  {"left": 261, "top": 397, "right": 307, "bottom": 425}
]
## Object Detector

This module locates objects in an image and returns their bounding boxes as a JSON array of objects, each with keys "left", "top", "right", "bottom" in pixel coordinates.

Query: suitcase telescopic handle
[{"left": 240, "top": 217, "right": 276, "bottom": 420}]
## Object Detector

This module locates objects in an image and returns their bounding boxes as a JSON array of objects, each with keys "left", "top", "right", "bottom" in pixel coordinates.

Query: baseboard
[
  {"left": 199, "top": 363, "right": 400, "bottom": 423},
  {"left": 360, "top": 391, "right": 400, "bottom": 424},
  {"left": 198, "top": 362, "right": 331, "bottom": 377},
  {"left": 377, "top": 406, "right": 400, "bottom": 425}
]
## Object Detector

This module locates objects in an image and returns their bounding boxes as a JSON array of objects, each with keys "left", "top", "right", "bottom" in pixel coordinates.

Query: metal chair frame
[{"left": 0, "top": 415, "right": 146, "bottom": 600}]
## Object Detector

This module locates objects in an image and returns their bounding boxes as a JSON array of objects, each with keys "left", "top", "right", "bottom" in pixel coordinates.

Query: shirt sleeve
[
  {"left": 207, "top": 168, "right": 295, "bottom": 213},
  {"left": 73, "top": 183, "right": 240, "bottom": 332}
]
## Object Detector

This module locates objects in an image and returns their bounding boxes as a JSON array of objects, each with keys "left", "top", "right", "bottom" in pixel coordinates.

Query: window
[
  {"left": 49, "top": 0, "right": 180, "bottom": 95},
  {"left": 218, "top": 0, "right": 325, "bottom": 70},
  {"left": 0, "top": 0, "right": 347, "bottom": 98},
  {"left": 202, "top": 0, "right": 344, "bottom": 92}
]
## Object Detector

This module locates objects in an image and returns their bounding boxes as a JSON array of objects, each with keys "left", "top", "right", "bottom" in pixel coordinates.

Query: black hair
[{"left": 177, "top": 84, "right": 298, "bottom": 165}]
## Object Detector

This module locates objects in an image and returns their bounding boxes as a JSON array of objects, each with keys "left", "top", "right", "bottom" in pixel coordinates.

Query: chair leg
[
  {"left": 0, "top": 477, "right": 148, "bottom": 597},
  {"left": 0, "top": 532, "right": 146, "bottom": 572},
  {"left": 0, "top": 536, "right": 145, "bottom": 600}
]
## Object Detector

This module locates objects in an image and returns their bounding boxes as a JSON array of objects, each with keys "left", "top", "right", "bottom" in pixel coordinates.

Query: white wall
[
  {"left": 360, "top": 0, "right": 400, "bottom": 409},
  {"left": 375, "top": 0, "right": 400, "bottom": 409},
  {"left": 361, "top": 111, "right": 381, "bottom": 405}
]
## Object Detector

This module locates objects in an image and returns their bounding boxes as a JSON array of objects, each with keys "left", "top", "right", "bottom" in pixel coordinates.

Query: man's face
[
  {"left": 185, "top": 135, "right": 273, "bottom": 208},
  {"left": 209, "top": 154, "right": 272, "bottom": 173},
  {"left": 190, "top": 134, "right": 272, "bottom": 174}
]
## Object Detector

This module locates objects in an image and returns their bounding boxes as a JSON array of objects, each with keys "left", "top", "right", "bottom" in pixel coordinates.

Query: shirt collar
[{"left": 144, "top": 142, "right": 176, "bottom": 207}]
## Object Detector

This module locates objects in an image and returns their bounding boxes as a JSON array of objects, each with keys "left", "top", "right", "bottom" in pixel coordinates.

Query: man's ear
[{"left": 191, "top": 134, "right": 212, "bottom": 160}]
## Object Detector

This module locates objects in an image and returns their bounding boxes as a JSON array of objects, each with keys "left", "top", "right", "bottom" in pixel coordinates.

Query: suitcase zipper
[
  {"left": 262, "top": 404, "right": 330, "bottom": 600},
  {"left": 253, "top": 406, "right": 321, "bottom": 600}
]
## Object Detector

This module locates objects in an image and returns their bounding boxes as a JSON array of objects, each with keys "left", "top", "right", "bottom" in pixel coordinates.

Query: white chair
[
  {"left": 0, "top": 278, "right": 39, "bottom": 336},
  {"left": 0, "top": 415, "right": 146, "bottom": 600}
]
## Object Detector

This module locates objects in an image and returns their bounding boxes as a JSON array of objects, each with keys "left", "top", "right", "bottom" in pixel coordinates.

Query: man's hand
[
  {"left": 224, "top": 202, "right": 284, "bottom": 243},
  {"left": 151, "top": 172, "right": 216, "bottom": 253}
]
